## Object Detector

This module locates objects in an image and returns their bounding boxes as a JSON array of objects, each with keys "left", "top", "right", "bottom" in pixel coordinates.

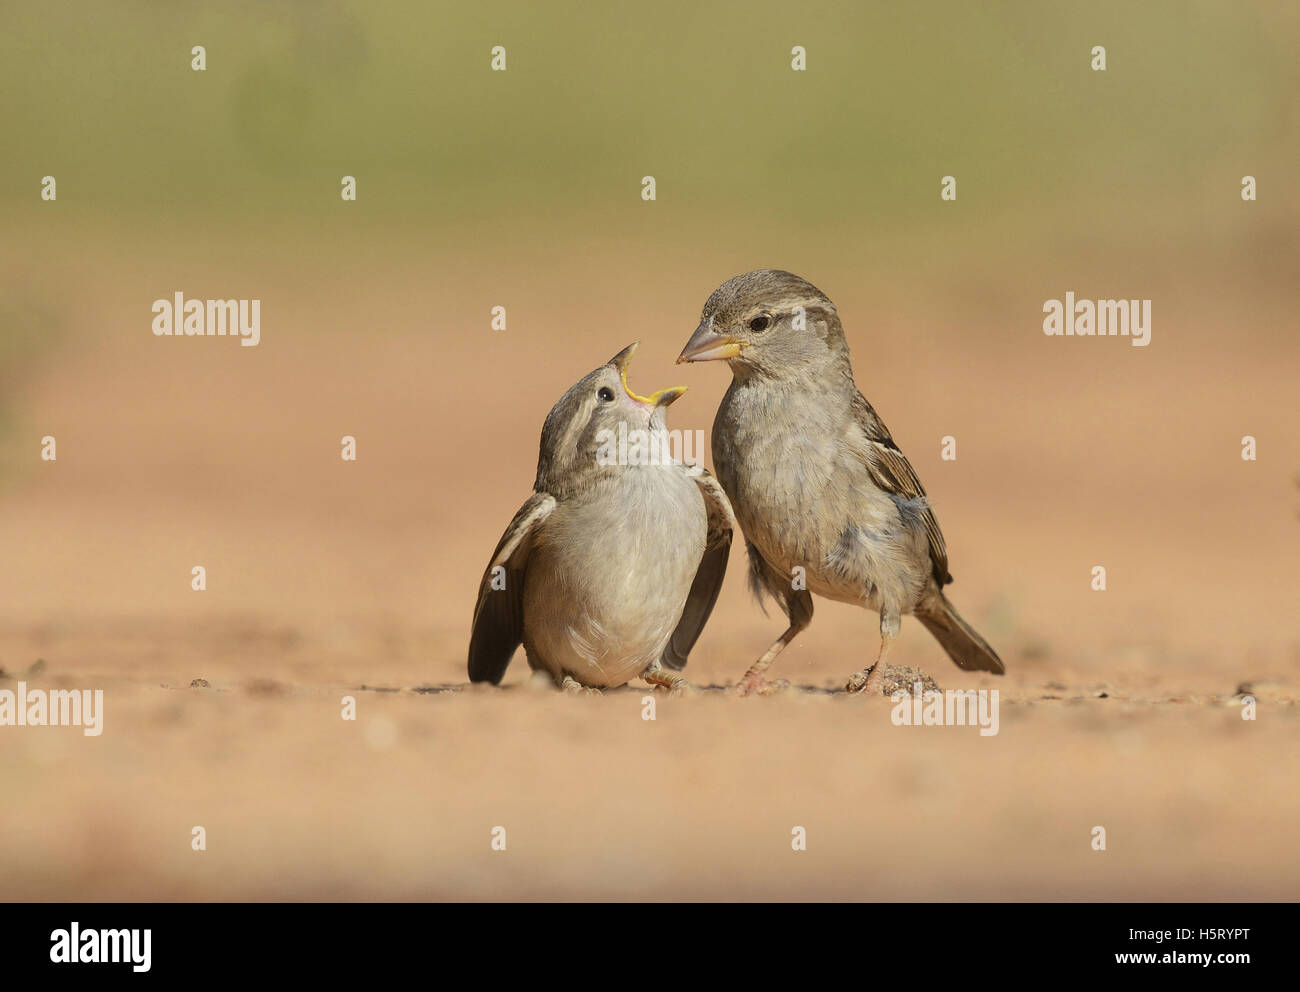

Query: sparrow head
[
  {"left": 677, "top": 269, "right": 846, "bottom": 378},
  {"left": 535, "top": 342, "right": 686, "bottom": 493}
]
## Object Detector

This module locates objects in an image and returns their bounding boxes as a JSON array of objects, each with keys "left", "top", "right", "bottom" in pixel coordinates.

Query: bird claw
[
  {"left": 643, "top": 668, "right": 693, "bottom": 696},
  {"left": 560, "top": 677, "right": 602, "bottom": 697},
  {"left": 845, "top": 667, "right": 887, "bottom": 695}
]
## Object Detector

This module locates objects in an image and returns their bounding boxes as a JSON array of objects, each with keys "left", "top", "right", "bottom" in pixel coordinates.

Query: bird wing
[
  {"left": 467, "top": 492, "right": 556, "bottom": 683},
  {"left": 661, "top": 468, "right": 735, "bottom": 671},
  {"left": 849, "top": 390, "right": 952, "bottom": 585}
]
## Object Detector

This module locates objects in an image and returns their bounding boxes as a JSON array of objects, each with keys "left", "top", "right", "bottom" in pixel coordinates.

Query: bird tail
[{"left": 915, "top": 592, "right": 1005, "bottom": 674}]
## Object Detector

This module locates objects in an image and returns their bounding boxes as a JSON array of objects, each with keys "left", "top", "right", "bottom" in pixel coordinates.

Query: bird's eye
[
  {"left": 598, "top": 387, "right": 615, "bottom": 402},
  {"left": 748, "top": 315, "right": 771, "bottom": 332}
]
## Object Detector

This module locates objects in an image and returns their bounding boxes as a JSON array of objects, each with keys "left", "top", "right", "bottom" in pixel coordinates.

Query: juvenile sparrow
[
  {"left": 468, "top": 343, "right": 735, "bottom": 692},
  {"left": 677, "top": 270, "right": 1004, "bottom": 695}
]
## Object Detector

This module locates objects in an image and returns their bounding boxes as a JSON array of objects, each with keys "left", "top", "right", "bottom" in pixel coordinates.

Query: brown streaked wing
[{"left": 850, "top": 391, "right": 952, "bottom": 586}]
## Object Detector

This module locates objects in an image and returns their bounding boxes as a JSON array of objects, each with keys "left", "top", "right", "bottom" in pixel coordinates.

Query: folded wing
[
  {"left": 467, "top": 492, "right": 557, "bottom": 684},
  {"left": 661, "top": 469, "right": 735, "bottom": 671},
  {"left": 850, "top": 391, "right": 952, "bottom": 586}
]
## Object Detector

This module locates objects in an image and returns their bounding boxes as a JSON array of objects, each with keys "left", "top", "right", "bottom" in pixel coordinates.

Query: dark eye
[
  {"left": 748, "top": 314, "right": 771, "bottom": 332},
  {"left": 597, "top": 387, "right": 615, "bottom": 402}
]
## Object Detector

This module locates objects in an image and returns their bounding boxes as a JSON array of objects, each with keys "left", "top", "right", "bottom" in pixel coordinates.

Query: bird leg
[
  {"left": 643, "top": 666, "right": 692, "bottom": 696},
  {"left": 732, "top": 587, "right": 811, "bottom": 696},
  {"left": 559, "top": 675, "right": 602, "bottom": 696},
  {"left": 846, "top": 629, "right": 895, "bottom": 695},
  {"left": 732, "top": 626, "right": 800, "bottom": 696}
]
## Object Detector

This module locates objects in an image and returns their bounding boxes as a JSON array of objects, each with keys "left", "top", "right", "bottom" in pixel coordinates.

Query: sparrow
[
  {"left": 676, "top": 270, "right": 1004, "bottom": 695},
  {"left": 468, "top": 343, "right": 735, "bottom": 693}
]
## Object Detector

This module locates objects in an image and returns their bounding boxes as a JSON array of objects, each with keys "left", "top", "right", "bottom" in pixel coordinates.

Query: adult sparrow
[{"left": 677, "top": 270, "right": 1003, "bottom": 695}]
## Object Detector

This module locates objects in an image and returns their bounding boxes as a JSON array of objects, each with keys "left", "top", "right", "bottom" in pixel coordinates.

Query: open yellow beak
[
  {"left": 607, "top": 342, "right": 687, "bottom": 407},
  {"left": 676, "top": 319, "right": 743, "bottom": 363}
]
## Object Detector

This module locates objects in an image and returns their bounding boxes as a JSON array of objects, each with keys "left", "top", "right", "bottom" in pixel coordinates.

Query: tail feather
[{"left": 916, "top": 593, "right": 1005, "bottom": 674}]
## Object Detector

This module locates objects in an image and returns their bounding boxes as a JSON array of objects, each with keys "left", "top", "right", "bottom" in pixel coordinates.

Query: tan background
[{"left": 1, "top": 2, "right": 1296, "bottom": 899}]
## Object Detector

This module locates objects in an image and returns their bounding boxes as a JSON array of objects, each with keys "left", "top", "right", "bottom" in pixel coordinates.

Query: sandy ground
[{"left": 1, "top": 233, "right": 1297, "bottom": 900}]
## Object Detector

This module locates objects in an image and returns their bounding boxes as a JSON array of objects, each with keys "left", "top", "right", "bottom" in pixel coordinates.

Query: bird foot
[
  {"left": 845, "top": 666, "right": 888, "bottom": 696},
  {"left": 847, "top": 664, "right": 940, "bottom": 696},
  {"left": 643, "top": 669, "right": 693, "bottom": 696},
  {"left": 731, "top": 675, "right": 790, "bottom": 697},
  {"left": 560, "top": 676, "right": 602, "bottom": 697}
]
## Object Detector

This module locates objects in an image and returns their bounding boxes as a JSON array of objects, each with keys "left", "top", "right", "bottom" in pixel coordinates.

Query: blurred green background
[{"left": 4, "top": 1, "right": 1296, "bottom": 226}]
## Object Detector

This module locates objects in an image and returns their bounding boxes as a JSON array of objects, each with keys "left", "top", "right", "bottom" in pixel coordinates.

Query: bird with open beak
[
  {"left": 468, "top": 343, "right": 736, "bottom": 692},
  {"left": 678, "top": 270, "right": 1004, "bottom": 696}
]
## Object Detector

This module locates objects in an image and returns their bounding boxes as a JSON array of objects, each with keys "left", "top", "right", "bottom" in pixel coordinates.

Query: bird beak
[
  {"left": 609, "top": 341, "right": 687, "bottom": 407},
  {"left": 646, "top": 385, "right": 687, "bottom": 407},
  {"left": 676, "top": 319, "right": 742, "bottom": 364},
  {"left": 608, "top": 341, "right": 639, "bottom": 372}
]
